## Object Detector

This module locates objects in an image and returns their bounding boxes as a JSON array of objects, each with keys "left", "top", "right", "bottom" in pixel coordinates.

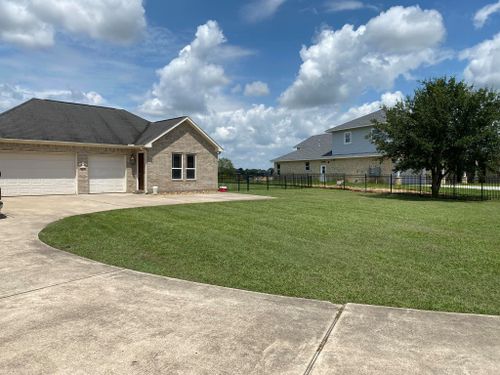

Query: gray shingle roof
[
  {"left": 134, "top": 117, "right": 187, "bottom": 145},
  {"left": 326, "top": 109, "right": 386, "bottom": 133},
  {"left": 0, "top": 99, "right": 150, "bottom": 145},
  {"left": 0, "top": 99, "right": 198, "bottom": 147},
  {"left": 272, "top": 133, "right": 333, "bottom": 162}
]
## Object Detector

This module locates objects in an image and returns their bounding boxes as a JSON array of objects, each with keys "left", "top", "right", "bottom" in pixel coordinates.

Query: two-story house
[{"left": 272, "top": 109, "right": 393, "bottom": 176}]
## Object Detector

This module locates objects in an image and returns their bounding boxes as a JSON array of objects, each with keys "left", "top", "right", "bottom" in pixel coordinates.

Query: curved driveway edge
[
  {"left": 0, "top": 193, "right": 340, "bottom": 374},
  {"left": 1, "top": 193, "right": 499, "bottom": 374}
]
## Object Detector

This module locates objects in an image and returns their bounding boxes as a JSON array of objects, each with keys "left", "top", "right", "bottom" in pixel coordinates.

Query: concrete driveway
[{"left": 1, "top": 193, "right": 499, "bottom": 374}]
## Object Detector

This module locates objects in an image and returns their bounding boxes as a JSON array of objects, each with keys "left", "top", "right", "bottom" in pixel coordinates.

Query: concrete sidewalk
[{"left": 0, "top": 193, "right": 499, "bottom": 374}]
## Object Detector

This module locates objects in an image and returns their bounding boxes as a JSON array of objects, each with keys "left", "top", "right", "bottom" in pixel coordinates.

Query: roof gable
[
  {"left": 272, "top": 133, "right": 332, "bottom": 162},
  {"left": 141, "top": 117, "right": 223, "bottom": 152},
  {"left": 326, "top": 109, "right": 386, "bottom": 133},
  {"left": 134, "top": 117, "right": 187, "bottom": 145}
]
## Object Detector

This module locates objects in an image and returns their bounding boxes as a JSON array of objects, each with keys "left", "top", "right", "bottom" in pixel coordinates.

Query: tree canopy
[
  {"left": 372, "top": 77, "right": 500, "bottom": 197},
  {"left": 218, "top": 157, "right": 235, "bottom": 175}
]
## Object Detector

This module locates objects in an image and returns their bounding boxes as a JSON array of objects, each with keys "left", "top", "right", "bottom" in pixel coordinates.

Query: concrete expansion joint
[
  {"left": 303, "top": 304, "right": 345, "bottom": 375},
  {"left": 78, "top": 197, "right": 130, "bottom": 208},
  {"left": 0, "top": 268, "right": 124, "bottom": 300}
]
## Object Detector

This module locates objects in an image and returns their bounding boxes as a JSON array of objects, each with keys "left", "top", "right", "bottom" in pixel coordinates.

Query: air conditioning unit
[{"left": 368, "top": 166, "right": 381, "bottom": 177}]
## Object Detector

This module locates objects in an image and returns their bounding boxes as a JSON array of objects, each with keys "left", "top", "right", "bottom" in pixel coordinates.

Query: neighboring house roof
[
  {"left": 272, "top": 134, "right": 333, "bottom": 162},
  {"left": 0, "top": 98, "right": 223, "bottom": 151},
  {"left": 326, "top": 109, "right": 386, "bottom": 133}
]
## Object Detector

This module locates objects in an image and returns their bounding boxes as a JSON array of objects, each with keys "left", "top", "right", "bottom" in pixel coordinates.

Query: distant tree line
[{"left": 218, "top": 157, "right": 273, "bottom": 176}]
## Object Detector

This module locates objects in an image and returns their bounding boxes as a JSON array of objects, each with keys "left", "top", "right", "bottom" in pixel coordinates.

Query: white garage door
[
  {"left": 88, "top": 155, "right": 126, "bottom": 193},
  {"left": 0, "top": 152, "right": 76, "bottom": 196}
]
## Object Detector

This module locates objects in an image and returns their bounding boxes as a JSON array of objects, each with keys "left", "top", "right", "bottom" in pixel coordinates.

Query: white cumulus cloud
[
  {"left": 193, "top": 91, "right": 403, "bottom": 168},
  {"left": 336, "top": 91, "right": 403, "bottom": 123},
  {"left": 460, "top": 33, "right": 500, "bottom": 89},
  {"left": 279, "top": 5, "right": 446, "bottom": 109},
  {"left": 0, "top": 0, "right": 146, "bottom": 48},
  {"left": 195, "top": 105, "right": 336, "bottom": 167},
  {"left": 0, "top": 83, "right": 105, "bottom": 111},
  {"left": 473, "top": 1, "right": 500, "bottom": 28},
  {"left": 244, "top": 81, "right": 270, "bottom": 97},
  {"left": 139, "top": 20, "right": 234, "bottom": 116},
  {"left": 241, "top": 0, "right": 286, "bottom": 23}
]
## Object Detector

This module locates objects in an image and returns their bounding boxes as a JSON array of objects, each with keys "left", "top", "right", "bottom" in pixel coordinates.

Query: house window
[
  {"left": 186, "top": 154, "right": 196, "bottom": 180},
  {"left": 344, "top": 132, "right": 352, "bottom": 144},
  {"left": 276, "top": 163, "right": 281, "bottom": 176},
  {"left": 172, "top": 153, "right": 182, "bottom": 180},
  {"left": 305, "top": 161, "right": 310, "bottom": 171}
]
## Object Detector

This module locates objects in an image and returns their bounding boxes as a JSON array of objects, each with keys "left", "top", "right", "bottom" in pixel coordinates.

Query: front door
[{"left": 137, "top": 152, "right": 145, "bottom": 191}]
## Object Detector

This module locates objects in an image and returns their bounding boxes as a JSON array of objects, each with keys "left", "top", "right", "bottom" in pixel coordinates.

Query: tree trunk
[{"left": 431, "top": 169, "right": 442, "bottom": 198}]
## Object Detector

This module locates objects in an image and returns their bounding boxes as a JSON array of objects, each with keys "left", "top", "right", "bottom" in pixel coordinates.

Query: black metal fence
[{"left": 218, "top": 173, "right": 500, "bottom": 200}]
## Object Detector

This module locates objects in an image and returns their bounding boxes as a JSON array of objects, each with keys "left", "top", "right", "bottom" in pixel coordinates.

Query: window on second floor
[
  {"left": 305, "top": 161, "right": 310, "bottom": 171},
  {"left": 344, "top": 131, "right": 352, "bottom": 144}
]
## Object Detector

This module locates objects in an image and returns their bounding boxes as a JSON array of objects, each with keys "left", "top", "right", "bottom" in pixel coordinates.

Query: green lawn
[{"left": 39, "top": 189, "right": 500, "bottom": 315}]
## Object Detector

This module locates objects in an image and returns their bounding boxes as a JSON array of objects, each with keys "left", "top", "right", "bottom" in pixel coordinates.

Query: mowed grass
[{"left": 39, "top": 189, "right": 500, "bottom": 315}]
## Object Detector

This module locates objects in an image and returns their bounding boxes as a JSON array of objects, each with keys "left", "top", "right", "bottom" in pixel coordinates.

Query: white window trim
[
  {"left": 344, "top": 131, "right": 352, "bottom": 145},
  {"left": 186, "top": 154, "right": 196, "bottom": 180},
  {"left": 172, "top": 153, "right": 183, "bottom": 180}
]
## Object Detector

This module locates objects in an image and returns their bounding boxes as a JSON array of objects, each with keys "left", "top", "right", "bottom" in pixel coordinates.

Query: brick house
[
  {"left": 272, "top": 110, "right": 393, "bottom": 176},
  {"left": 0, "top": 99, "right": 222, "bottom": 196}
]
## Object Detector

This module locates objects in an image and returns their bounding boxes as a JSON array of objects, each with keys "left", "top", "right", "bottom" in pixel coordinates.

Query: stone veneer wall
[
  {"left": 146, "top": 122, "right": 219, "bottom": 193},
  {"left": 0, "top": 142, "right": 136, "bottom": 194},
  {"left": 275, "top": 160, "right": 334, "bottom": 175},
  {"left": 275, "top": 157, "right": 393, "bottom": 176}
]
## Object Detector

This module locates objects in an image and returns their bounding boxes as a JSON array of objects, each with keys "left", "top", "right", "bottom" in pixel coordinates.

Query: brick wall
[{"left": 146, "top": 122, "right": 219, "bottom": 193}]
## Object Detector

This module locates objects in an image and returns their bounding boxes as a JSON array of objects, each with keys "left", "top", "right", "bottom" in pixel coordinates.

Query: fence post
[
  {"left": 246, "top": 175, "right": 250, "bottom": 191},
  {"left": 266, "top": 175, "right": 269, "bottom": 190},
  {"left": 364, "top": 174, "right": 367, "bottom": 192},
  {"left": 343, "top": 174, "right": 346, "bottom": 190},
  {"left": 481, "top": 181, "right": 484, "bottom": 201},
  {"left": 419, "top": 174, "right": 422, "bottom": 196},
  {"left": 237, "top": 174, "right": 241, "bottom": 192},
  {"left": 390, "top": 174, "right": 393, "bottom": 194},
  {"left": 284, "top": 176, "right": 287, "bottom": 189}
]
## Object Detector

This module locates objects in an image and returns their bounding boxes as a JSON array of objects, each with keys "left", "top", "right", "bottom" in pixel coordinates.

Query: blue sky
[{"left": 0, "top": 0, "right": 499, "bottom": 168}]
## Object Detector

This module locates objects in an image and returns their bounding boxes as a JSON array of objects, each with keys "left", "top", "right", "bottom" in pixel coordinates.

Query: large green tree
[
  {"left": 218, "top": 157, "right": 235, "bottom": 175},
  {"left": 372, "top": 77, "right": 500, "bottom": 197}
]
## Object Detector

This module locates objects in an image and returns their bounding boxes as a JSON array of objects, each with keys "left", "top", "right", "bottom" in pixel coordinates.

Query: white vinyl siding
[{"left": 344, "top": 132, "right": 352, "bottom": 144}]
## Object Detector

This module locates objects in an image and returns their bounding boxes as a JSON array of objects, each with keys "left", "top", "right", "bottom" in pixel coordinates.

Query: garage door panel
[
  {"left": 88, "top": 155, "right": 126, "bottom": 193},
  {"left": 0, "top": 153, "right": 76, "bottom": 196}
]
